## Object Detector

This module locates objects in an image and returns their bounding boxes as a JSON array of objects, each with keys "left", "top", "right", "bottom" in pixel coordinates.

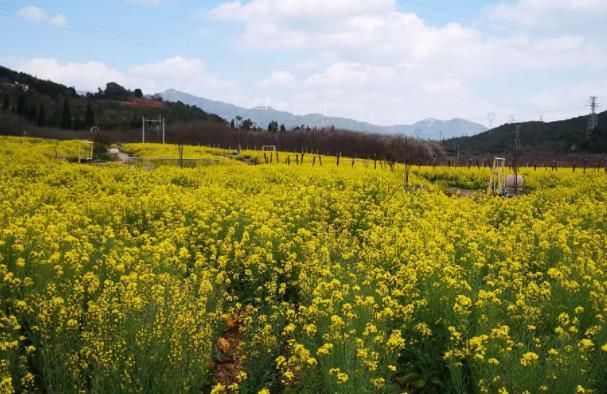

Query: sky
[{"left": 1, "top": 0, "right": 606, "bottom": 127}]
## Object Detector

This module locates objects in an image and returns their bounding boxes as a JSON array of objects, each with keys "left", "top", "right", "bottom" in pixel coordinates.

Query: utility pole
[
  {"left": 587, "top": 96, "right": 599, "bottom": 140},
  {"left": 142, "top": 116, "right": 166, "bottom": 144},
  {"left": 513, "top": 125, "right": 521, "bottom": 196}
]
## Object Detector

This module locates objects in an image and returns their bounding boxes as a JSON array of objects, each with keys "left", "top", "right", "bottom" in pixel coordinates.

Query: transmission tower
[
  {"left": 487, "top": 112, "right": 495, "bottom": 129},
  {"left": 587, "top": 96, "right": 599, "bottom": 139}
]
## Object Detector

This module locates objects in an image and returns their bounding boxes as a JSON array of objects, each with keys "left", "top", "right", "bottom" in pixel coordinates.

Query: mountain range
[{"left": 158, "top": 89, "right": 487, "bottom": 140}]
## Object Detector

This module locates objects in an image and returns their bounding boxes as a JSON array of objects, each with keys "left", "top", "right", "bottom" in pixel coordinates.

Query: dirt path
[
  {"left": 447, "top": 187, "right": 480, "bottom": 197},
  {"left": 117, "top": 152, "right": 130, "bottom": 162},
  {"left": 212, "top": 318, "right": 242, "bottom": 389}
]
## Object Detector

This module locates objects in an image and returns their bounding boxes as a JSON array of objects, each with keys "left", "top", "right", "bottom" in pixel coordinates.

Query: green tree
[
  {"left": 101, "top": 82, "right": 131, "bottom": 100},
  {"left": 268, "top": 120, "right": 279, "bottom": 133},
  {"left": 230, "top": 119, "right": 235, "bottom": 129},
  {"left": 61, "top": 99, "right": 72, "bottom": 129},
  {"left": 16, "top": 94, "right": 27, "bottom": 116},
  {"left": 134, "top": 88, "right": 143, "bottom": 99},
  {"left": 85, "top": 102, "right": 95, "bottom": 128},
  {"left": 280, "top": 124, "right": 286, "bottom": 133},
  {"left": 74, "top": 114, "right": 83, "bottom": 130},
  {"left": 37, "top": 103, "right": 46, "bottom": 126},
  {"left": 241, "top": 118, "right": 254, "bottom": 131},
  {"left": 28, "top": 104, "right": 37, "bottom": 121},
  {"left": 1, "top": 94, "right": 8, "bottom": 111}
]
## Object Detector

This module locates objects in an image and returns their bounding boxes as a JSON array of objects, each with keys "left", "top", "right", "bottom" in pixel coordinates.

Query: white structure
[
  {"left": 506, "top": 175, "right": 524, "bottom": 195},
  {"left": 488, "top": 157, "right": 506, "bottom": 196},
  {"left": 142, "top": 116, "right": 165, "bottom": 144},
  {"left": 78, "top": 141, "right": 94, "bottom": 163}
]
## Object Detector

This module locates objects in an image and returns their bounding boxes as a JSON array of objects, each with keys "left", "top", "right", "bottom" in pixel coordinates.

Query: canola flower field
[{"left": 1, "top": 136, "right": 606, "bottom": 393}]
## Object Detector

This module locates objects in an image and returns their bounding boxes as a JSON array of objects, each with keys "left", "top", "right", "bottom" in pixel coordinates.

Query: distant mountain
[
  {"left": 444, "top": 111, "right": 607, "bottom": 154},
  {"left": 159, "top": 89, "right": 487, "bottom": 139}
]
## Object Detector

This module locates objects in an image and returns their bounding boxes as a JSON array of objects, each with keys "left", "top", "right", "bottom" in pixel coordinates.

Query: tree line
[{"left": 168, "top": 121, "right": 443, "bottom": 163}]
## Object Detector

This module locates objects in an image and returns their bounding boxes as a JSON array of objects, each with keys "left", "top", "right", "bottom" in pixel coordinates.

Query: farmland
[{"left": 1, "top": 136, "right": 606, "bottom": 393}]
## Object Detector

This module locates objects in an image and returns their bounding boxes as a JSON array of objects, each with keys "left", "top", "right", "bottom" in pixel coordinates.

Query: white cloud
[
  {"left": 210, "top": 0, "right": 393, "bottom": 22},
  {"left": 10, "top": 58, "right": 125, "bottom": 92},
  {"left": 48, "top": 15, "right": 67, "bottom": 28},
  {"left": 17, "top": 5, "right": 47, "bottom": 23},
  {"left": 17, "top": 5, "right": 68, "bottom": 27},
  {"left": 5, "top": 57, "right": 238, "bottom": 102},
  {"left": 258, "top": 71, "right": 296, "bottom": 89},
  {"left": 487, "top": 0, "right": 607, "bottom": 31},
  {"left": 207, "top": 0, "right": 607, "bottom": 124}
]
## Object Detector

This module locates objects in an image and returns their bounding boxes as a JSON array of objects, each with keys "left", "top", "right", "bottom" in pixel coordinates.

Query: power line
[
  {"left": 0, "top": 2, "right": 279, "bottom": 72},
  {"left": 399, "top": 0, "right": 557, "bottom": 39}
]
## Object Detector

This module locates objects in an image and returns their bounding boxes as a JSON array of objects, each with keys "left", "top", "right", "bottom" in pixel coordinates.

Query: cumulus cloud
[
  {"left": 17, "top": 5, "right": 67, "bottom": 27},
  {"left": 487, "top": 0, "right": 607, "bottom": 30},
  {"left": 206, "top": 0, "right": 607, "bottom": 124},
  {"left": 258, "top": 71, "right": 296, "bottom": 89},
  {"left": 5, "top": 57, "right": 238, "bottom": 101},
  {"left": 17, "top": 5, "right": 47, "bottom": 23},
  {"left": 48, "top": 15, "right": 67, "bottom": 28},
  {"left": 9, "top": 58, "right": 125, "bottom": 92}
]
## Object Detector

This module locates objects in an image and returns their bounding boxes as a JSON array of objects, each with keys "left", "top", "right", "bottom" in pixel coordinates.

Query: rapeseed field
[{"left": 1, "top": 137, "right": 606, "bottom": 393}]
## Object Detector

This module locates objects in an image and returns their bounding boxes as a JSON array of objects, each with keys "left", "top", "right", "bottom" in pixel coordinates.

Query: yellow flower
[
  {"left": 371, "top": 377, "right": 385, "bottom": 389},
  {"left": 520, "top": 352, "right": 539, "bottom": 366},
  {"left": 579, "top": 339, "right": 593, "bottom": 349},
  {"left": 210, "top": 383, "right": 225, "bottom": 394},
  {"left": 317, "top": 343, "right": 333, "bottom": 356},
  {"left": 488, "top": 358, "right": 500, "bottom": 366}
]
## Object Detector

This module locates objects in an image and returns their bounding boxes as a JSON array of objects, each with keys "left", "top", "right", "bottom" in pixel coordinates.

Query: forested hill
[
  {"left": 0, "top": 65, "right": 225, "bottom": 133},
  {"left": 444, "top": 111, "right": 607, "bottom": 155}
]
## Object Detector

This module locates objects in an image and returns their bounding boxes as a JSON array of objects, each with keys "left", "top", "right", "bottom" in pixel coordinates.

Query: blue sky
[{"left": 1, "top": 0, "right": 606, "bottom": 126}]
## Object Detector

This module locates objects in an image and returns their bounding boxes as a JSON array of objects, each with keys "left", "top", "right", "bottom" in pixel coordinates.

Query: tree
[
  {"left": 134, "top": 88, "right": 143, "bottom": 99},
  {"left": 16, "top": 95, "right": 26, "bottom": 116},
  {"left": 85, "top": 102, "right": 95, "bottom": 128},
  {"left": 61, "top": 99, "right": 72, "bottom": 129},
  {"left": 27, "top": 104, "right": 37, "bottom": 121},
  {"left": 240, "top": 118, "right": 254, "bottom": 131},
  {"left": 268, "top": 120, "right": 279, "bottom": 133},
  {"left": 37, "top": 103, "right": 45, "bottom": 126},
  {"left": 280, "top": 124, "right": 286, "bottom": 133},
  {"left": 230, "top": 119, "right": 235, "bottom": 129},
  {"left": 100, "top": 82, "right": 131, "bottom": 100},
  {"left": 1, "top": 94, "right": 8, "bottom": 111}
]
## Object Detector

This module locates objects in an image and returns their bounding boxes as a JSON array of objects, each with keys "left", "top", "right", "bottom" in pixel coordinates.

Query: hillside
[
  {"left": 0, "top": 65, "right": 225, "bottom": 134},
  {"left": 444, "top": 111, "right": 607, "bottom": 155},
  {"left": 159, "top": 89, "right": 487, "bottom": 139}
]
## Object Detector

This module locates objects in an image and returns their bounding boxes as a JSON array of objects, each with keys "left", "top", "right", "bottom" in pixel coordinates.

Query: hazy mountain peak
[{"left": 158, "top": 89, "right": 488, "bottom": 139}]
